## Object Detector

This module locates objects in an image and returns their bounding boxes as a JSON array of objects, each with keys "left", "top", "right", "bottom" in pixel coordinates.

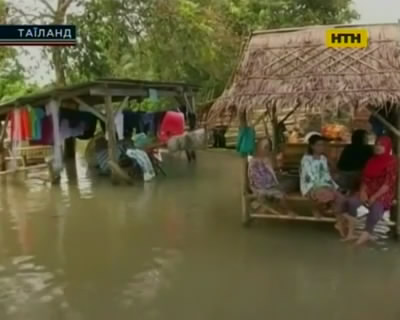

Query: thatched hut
[
  {"left": 208, "top": 23, "right": 400, "bottom": 138},
  {"left": 207, "top": 23, "right": 400, "bottom": 233}
]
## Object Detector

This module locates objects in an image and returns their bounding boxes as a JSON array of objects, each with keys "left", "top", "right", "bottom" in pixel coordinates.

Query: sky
[
  {"left": 15, "top": 0, "right": 400, "bottom": 85},
  {"left": 353, "top": 0, "right": 400, "bottom": 24}
]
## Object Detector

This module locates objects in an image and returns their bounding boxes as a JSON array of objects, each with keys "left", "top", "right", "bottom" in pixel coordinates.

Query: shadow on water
[{"left": 1, "top": 150, "right": 400, "bottom": 320}]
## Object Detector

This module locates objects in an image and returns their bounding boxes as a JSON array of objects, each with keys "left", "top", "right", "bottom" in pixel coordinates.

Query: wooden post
[
  {"left": 396, "top": 110, "right": 400, "bottom": 237},
  {"left": 271, "top": 103, "right": 279, "bottom": 152},
  {"left": 239, "top": 111, "right": 251, "bottom": 225},
  {"left": 64, "top": 137, "right": 76, "bottom": 159},
  {"left": 104, "top": 94, "right": 118, "bottom": 183},
  {"left": 0, "top": 115, "right": 9, "bottom": 171},
  {"left": 241, "top": 157, "right": 251, "bottom": 225}
]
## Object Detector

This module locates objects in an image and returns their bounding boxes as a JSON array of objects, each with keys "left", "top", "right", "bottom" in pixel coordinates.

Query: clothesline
[{"left": 6, "top": 103, "right": 198, "bottom": 150}]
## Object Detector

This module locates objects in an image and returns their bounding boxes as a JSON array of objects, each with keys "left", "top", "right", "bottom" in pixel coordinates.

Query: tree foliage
[
  {"left": 0, "top": 0, "right": 36, "bottom": 101},
  {"left": 64, "top": 0, "right": 358, "bottom": 100},
  {"left": 7, "top": 0, "right": 359, "bottom": 101}
]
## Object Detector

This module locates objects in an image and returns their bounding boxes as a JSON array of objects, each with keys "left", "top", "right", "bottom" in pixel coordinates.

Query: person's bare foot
[
  {"left": 354, "top": 231, "right": 372, "bottom": 246},
  {"left": 341, "top": 235, "right": 358, "bottom": 242},
  {"left": 334, "top": 222, "right": 346, "bottom": 238}
]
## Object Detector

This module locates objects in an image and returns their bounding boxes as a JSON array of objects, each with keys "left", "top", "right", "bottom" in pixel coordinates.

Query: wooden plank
[
  {"left": 115, "top": 96, "right": 130, "bottom": 115},
  {"left": 0, "top": 114, "right": 9, "bottom": 170},
  {"left": 91, "top": 87, "right": 190, "bottom": 98},
  {"left": 91, "top": 87, "right": 147, "bottom": 97},
  {"left": 241, "top": 157, "right": 251, "bottom": 225},
  {"left": 249, "top": 213, "right": 336, "bottom": 222},
  {"left": 73, "top": 97, "right": 106, "bottom": 122},
  {"left": 0, "top": 163, "right": 48, "bottom": 176}
]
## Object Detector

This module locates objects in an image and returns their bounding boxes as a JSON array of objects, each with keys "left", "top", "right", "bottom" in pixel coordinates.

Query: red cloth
[
  {"left": 363, "top": 136, "right": 395, "bottom": 178},
  {"left": 362, "top": 136, "right": 397, "bottom": 209},
  {"left": 9, "top": 108, "right": 32, "bottom": 141},
  {"left": 158, "top": 111, "right": 185, "bottom": 143}
]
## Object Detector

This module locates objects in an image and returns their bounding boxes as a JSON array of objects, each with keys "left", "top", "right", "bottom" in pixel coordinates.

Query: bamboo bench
[
  {"left": 241, "top": 157, "right": 336, "bottom": 225},
  {"left": 241, "top": 145, "right": 396, "bottom": 237}
]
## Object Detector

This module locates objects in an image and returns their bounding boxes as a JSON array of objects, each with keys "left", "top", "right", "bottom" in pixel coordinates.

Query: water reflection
[
  {"left": 0, "top": 151, "right": 400, "bottom": 319},
  {"left": 0, "top": 256, "right": 68, "bottom": 318}
]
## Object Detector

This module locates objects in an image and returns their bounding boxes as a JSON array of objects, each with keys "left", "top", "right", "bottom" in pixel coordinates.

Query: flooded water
[{"left": 1, "top": 150, "right": 400, "bottom": 320}]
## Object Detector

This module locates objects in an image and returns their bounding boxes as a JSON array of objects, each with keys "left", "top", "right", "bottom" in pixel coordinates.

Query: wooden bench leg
[
  {"left": 156, "top": 163, "right": 166, "bottom": 176},
  {"left": 242, "top": 193, "right": 251, "bottom": 226}
]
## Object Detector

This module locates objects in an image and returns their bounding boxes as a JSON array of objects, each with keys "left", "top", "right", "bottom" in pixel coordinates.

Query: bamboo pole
[
  {"left": 241, "top": 157, "right": 250, "bottom": 225},
  {"left": 239, "top": 111, "right": 251, "bottom": 225},
  {"left": 0, "top": 115, "right": 9, "bottom": 171},
  {"left": 104, "top": 94, "right": 119, "bottom": 183},
  {"left": 396, "top": 110, "right": 400, "bottom": 236},
  {"left": 368, "top": 107, "right": 400, "bottom": 136}
]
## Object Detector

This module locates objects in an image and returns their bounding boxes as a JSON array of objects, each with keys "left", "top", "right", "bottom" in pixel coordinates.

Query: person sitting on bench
[
  {"left": 300, "top": 134, "right": 346, "bottom": 235},
  {"left": 342, "top": 136, "right": 397, "bottom": 245},
  {"left": 248, "top": 138, "right": 296, "bottom": 217},
  {"left": 336, "top": 129, "right": 373, "bottom": 193}
]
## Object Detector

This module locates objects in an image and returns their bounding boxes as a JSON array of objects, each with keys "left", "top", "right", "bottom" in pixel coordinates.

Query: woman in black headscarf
[{"left": 337, "top": 129, "right": 373, "bottom": 192}]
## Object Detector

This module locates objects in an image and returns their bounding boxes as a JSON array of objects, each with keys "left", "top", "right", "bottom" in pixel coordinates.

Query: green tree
[
  {"left": 9, "top": 0, "right": 80, "bottom": 86},
  {"left": 63, "top": 0, "right": 358, "bottom": 101},
  {"left": 0, "top": 0, "right": 35, "bottom": 101},
  {"left": 10, "top": 0, "right": 359, "bottom": 101}
]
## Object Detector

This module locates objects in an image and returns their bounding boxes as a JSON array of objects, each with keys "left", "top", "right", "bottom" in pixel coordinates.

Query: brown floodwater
[{"left": 1, "top": 150, "right": 400, "bottom": 320}]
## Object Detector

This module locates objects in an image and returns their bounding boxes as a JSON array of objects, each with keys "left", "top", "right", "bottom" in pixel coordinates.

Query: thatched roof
[{"left": 208, "top": 23, "right": 400, "bottom": 123}]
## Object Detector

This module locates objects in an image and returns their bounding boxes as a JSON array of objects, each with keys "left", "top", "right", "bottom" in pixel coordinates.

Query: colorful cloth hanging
[
  {"left": 9, "top": 108, "right": 32, "bottom": 141},
  {"left": 236, "top": 126, "right": 256, "bottom": 157},
  {"left": 159, "top": 111, "right": 185, "bottom": 143},
  {"left": 29, "top": 107, "right": 45, "bottom": 140},
  {"left": 126, "top": 148, "right": 155, "bottom": 182}
]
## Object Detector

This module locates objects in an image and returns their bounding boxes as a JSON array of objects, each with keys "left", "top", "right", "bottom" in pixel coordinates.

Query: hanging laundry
[
  {"left": 141, "top": 113, "right": 154, "bottom": 135},
  {"left": 9, "top": 108, "right": 32, "bottom": 141},
  {"left": 134, "top": 133, "right": 152, "bottom": 149},
  {"left": 236, "top": 126, "right": 256, "bottom": 157},
  {"left": 21, "top": 108, "right": 31, "bottom": 139},
  {"left": 126, "top": 148, "right": 155, "bottom": 182},
  {"left": 77, "top": 112, "right": 98, "bottom": 140},
  {"left": 29, "top": 107, "right": 45, "bottom": 140},
  {"left": 123, "top": 111, "right": 141, "bottom": 137},
  {"left": 60, "top": 119, "right": 85, "bottom": 140},
  {"left": 59, "top": 108, "right": 81, "bottom": 128},
  {"left": 166, "top": 129, "right": 206, "bottom": 152},
  {"left": 154, "top": 112, "right": 166, "bottom": 135},
  {"left": 187, "top": 128, "right": 206, "bottom": 149},
  {"left": 149, "top": 88, "right": 159, "bottom": 101},
  {"left": 159, "top": 111, "right": 185, "bottom": 143},
  {"left": 114, "top": 111, "right": 124, "bottom": 140},
  {"left": 188, "top": 112, "right": 196, "bottom": 131},
  {"left": 41, "top": 116, "right": 53, "bottom": 145},
  {"left": 47, "top": 100, "right": 63, "bottom": 170}
]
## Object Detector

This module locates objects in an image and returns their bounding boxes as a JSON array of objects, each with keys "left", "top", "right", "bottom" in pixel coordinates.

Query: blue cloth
[
  {"left": 134, "top": 133, "right": 152, "bottom": 148},
  {"left": 32, "top": 108, "right": 45, "bottom": 140},
  {"left": 236, "top": 127, "right": 256, "bottom": 157},
  {"left": 77, "top": 112, "right": 98, "bottom": 140},
  {"left": 369, "top": 115, "right": 385, "bottom": 137},
  {"left": 141, "top": 113, "right": 154, "bottom": 134},
  {"left": 95, "top": 145, "right": 124, "bottom": 175}
]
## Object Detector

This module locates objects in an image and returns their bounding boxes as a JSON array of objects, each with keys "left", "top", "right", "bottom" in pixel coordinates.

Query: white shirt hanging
[{"left": 114, "top": 111, "right": 124, "bottom": 141}]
